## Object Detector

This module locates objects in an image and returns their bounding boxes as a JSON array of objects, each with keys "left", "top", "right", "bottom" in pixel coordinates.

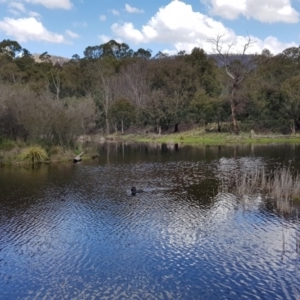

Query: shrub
[
  {"left": 0, "top": 139, "right": 16, "bottom": 151},
  {"left": 20, "top": 146, "right": 48, "bottom": 165}
]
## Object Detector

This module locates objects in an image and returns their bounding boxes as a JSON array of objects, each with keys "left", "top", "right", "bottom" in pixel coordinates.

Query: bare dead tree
[
  {"left": 208, "top": 34, "right": 255, "bottom": 134},
  {"left": 113, "top": 60, "right": 151, "bottom": 124}
]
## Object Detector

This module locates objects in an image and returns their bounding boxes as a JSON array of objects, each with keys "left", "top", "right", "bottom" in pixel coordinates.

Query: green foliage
[
  {"left": 0, "top": 139, "right": 17, "bottom": 151},
  {"left": 109, "top": 98, "right": 135, "bottom": 133},
  {"left": 2, "top": 37, "right": 300, "bottom": 139},
  {"left": 0, "top": 39, "right": 22, "bottom": 58},
  {"left": 84, "top": 40, "right": 134, "bottom": 60},
  {"left": 280, "top": 76, "right": 300, "bottom": 132},
  {"left": 20, "top": 146, "right": 49, "bottom": 164}
]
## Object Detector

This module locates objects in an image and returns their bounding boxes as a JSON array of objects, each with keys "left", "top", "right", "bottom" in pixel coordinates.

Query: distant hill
[{"left": 33, "top": 54, "right": 70, "bottom": 65}]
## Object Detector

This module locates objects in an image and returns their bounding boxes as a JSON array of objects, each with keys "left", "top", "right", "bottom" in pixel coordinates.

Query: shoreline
[
  {"left": 119, "top": 132, "right": 300, "bottom": 145},
  {"left": 1, "top": 132, "right": 300, "bottom": 166}
]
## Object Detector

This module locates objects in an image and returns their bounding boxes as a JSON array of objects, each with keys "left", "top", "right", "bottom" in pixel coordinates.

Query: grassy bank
[
  {"left": 121, "top": 130, "right": 300, "bottom": 145},
  {"left": 2, "top": 129, "right": 300, "bottom": 165},
  {"left": 0, "top": 141, "right": 96, "bottom": 166}
]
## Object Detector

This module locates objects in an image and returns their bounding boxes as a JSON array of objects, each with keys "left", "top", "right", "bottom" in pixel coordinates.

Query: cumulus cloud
[
  {"left": 0, "top": 17, "right": 65, "bottom": 43},
  {"left": 125, "top": 4, "right": 144, "bottom": 13},
  {"left": 205, "top": 0, "right": 299, "bottom": 23},
  {"left": 24, "top": 0, "right": 72, "bottom": 9},
  {"left": 65, "top": 29, "right": 79, "bottom": 38},
  {"left": 111, "top": 0, "right": 297, "bottom": 55}
]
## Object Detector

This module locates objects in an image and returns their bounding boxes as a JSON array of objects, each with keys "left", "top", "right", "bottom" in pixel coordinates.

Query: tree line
[{"left": 0, "top": 38, "right": 300, "bottom": 147}]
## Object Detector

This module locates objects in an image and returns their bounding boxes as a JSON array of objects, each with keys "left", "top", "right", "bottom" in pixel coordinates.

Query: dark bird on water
[{"left": 131, "top": 187, "right": 144, "bottom": 196}]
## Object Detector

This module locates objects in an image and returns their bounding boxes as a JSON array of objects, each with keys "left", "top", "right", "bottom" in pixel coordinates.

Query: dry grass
[{"left": 219, "top": 166, "right": 300, "bottom": 213}]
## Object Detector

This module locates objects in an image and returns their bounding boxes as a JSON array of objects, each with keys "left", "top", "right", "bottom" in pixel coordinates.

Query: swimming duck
[{"left": 131, "top": 187, "right": 144, "bottom": 195}]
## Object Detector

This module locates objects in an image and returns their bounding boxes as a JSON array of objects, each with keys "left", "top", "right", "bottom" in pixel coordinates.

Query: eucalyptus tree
[
  {"left": 113, "top": 59, "right": 150, "bottom": 124},
  {"left": 185, "top": 47, "right": 223, "bottom": 129},
  {"left": 109, "top": 98, "right": 135, "bottom": 134},
  {"left": 90, "top": 57, "right": 117, "bottom": 135},
  {"left": 0, "top": 39, "right": 22, "bottom": 58},
  {"left": 208, "top": 35, "right": 255, "bottom": 134},
  {"left": 84, "top": 40, "right": 134, "bottom": 61},
  {"left": 146, "top": 55, "right": 196, "bottom": 133},
  {"left": 243, "top": 47, "right": 299, "bottom": 132},
  {"left": 133, "top": 48, "right": 152, "bottom": 59},
  {"left": 280, "top": 75, "right": 300, "bottom": 134}
]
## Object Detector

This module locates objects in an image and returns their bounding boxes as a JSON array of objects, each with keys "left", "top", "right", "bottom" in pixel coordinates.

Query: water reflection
[{"left": 1, "top": 143, "right": 300, "bottom": 299}]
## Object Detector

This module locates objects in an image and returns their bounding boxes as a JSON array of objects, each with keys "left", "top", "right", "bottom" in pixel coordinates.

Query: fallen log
[{"left": 73, "top": 151, "right": 84, "bottom": 163}]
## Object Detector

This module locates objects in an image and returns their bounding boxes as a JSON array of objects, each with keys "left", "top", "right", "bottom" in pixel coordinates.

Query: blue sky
[{"left": 0, "top": 0, "right": 299, "bottom": 58}]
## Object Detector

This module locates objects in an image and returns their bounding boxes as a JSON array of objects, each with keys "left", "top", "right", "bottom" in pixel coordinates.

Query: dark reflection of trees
[{"left": 0, "top": 163, "right": 78, "bottom": 219}]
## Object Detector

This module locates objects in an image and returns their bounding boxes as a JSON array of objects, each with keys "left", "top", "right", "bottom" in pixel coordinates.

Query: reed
[{"left": 219, "top": 165, "right": 300, "bottom": 213}]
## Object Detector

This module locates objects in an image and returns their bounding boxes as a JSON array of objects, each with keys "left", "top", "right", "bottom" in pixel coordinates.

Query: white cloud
[
  {"left": 72, "top": 21, "right": 87, "bottom": 27},
  {"left": 111, "top": 0, "right": 297, "bottom": 55},
  {"left": 8, "top": 9, "right": 22, "bottom": 16},
  {"left": 111, "top": 9, "right": 120, "bottom": 16},
  {"left": 9, "top": 2, "right": 26, "bottom": 12},
  {"left": 65, "top": 29, "right": 79, "bottom": 38},
  {"left": 28, "top": 10, "right": 41, "bottom": 18},
  {"left": 0, "top": 17, "right": 66, "bottom": 43},
  {"left": 99, "top": 34, "right": 110, "bottom": 43},
  {"left": 99, "top": 14, "right": 106, "bottom": 21},
  {"left": 205, "top": 0, "right": 299, "bottom": 23},
  {"left": 112, "top": 22, "right": 144, "bottom": 43},
  {"left": 24, "top": 0, "right": 72, "bottom": 9},
  {"left": 6, "top": 2, "right": 42, "bottom": 19},
  {"left": 125, "top": 4, "right": 144, "bottom": 14},
  {"left": 98, "top": 34, "right": 122, "bottom": 44}
]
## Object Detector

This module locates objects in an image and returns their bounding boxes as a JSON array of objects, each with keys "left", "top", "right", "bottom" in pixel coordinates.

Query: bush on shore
[{"left": 19, "top": 146, "right": 49, "bottom": 165}]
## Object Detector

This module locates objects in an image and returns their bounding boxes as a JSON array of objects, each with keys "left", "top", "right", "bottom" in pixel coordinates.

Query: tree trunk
[
  {"left": 121, "top": 119, "right": 124, "bottom": 135},
  {"left": 174, "top": 123, "right": 179, "bottom": 133},
  {"left": 231, "top": 86, "right": 238, "bottom": 135},
  {"left": 113, "top": 123, "right": 118, "bottom": 133},
  {"left": 157, "top": 125, "right": 162, "bottom": 135},
  {"left": 106, "top": 117, "right": 110, "bottom": 135},
  {"left": 231, "top": 101, "right": 238, "bottom": 134},
  {"left": 291, "top": 121, "right": 296, "bottom": 135},
  {"left": 217, "top": 119, "right": 221, "bottom": 132}
]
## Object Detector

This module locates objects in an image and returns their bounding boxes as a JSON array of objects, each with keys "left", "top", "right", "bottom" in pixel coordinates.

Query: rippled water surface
[{"left": 1, "top": 143, "right": 300, "bottom": 299}]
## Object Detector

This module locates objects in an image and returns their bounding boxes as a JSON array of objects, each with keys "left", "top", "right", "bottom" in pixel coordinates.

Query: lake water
[{"left": 1, "top": 143, "right": 300, "bottom": 299}]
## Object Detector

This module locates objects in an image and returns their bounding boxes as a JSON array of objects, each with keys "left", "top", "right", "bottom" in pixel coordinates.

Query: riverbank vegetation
[
  {"left": 1, "top": 38, "right": 300, "bottom": 163},
  {"left": 122, "top": 130, "right": 300, "bottom": 145},
  {"left": 219, "top": 165, "right": 300, "bottom": 214}
]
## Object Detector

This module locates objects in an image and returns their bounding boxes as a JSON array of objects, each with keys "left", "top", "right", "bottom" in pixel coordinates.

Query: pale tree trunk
[
  {"left": 113, "top": 122, "right": 118, "bottom": 133},
  {"left": 291, "top": 121, "right": 296, "bottom": 135},
  {"left": 51, "top": 72, "right": 61, "bottom": 101},
  {"left": 105, "top": 117, "right": 110, "bottom": 135},
  {"left": 121, "top": 119, "right": 124, "bottom": 135},
  {"left": 230, "top": 86, "right": 238, "bottom": 134},
  {"left": 157, "top": 124, "right": 162, "bottom": 135}
]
